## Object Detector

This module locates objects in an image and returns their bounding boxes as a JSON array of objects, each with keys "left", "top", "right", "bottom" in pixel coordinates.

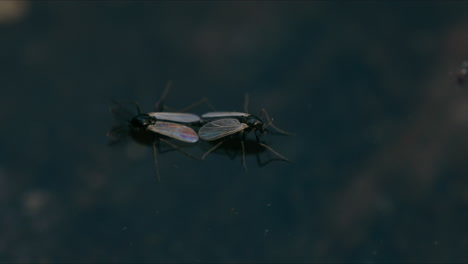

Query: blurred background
[{"left": 1, "top": 1, "right": 468, "bottom": 262}]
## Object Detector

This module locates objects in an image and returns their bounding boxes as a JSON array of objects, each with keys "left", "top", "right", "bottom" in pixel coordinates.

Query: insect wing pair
[
  {"left": 197, "top": 111, "right": 291, "bottom": 168},
  {"left": 137, "top": 110, "right": 262, "bottom": 145},
  {"left": 139, "top": 112, "right": 200, "bottom": 143},
  {"left": 198, "top": 112, "right": 252, "bottom": 141}
]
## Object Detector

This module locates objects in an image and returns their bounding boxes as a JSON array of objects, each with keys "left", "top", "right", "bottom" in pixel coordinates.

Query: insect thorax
[
  {"left": 241, "top": 115, "right": 265, "bottom": 132},
  {"left": 130, "top": 114, "right": 156, "bottom": 128}
]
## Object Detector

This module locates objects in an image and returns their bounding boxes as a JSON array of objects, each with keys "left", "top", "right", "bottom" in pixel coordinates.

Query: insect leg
[
  {"left": 254, "top": 129, "right": 261, "bottom": 142},
  {"left": 258, "top": 142, "right": 291, "bottom": 163},
  {"left": 241, "top": 132, "right": 247, "bottom": 170},
  {"left": 159, "top": 138, "right": 201, "bottom": 160},
  {"left": 202, "top": 140, "right": 225, "bottom": 160},
  {"left": 154, "top": 80, "right": 173, "bottom": 111},
  {"left": 255, "top": 150, "right": 276, "bottom": 167},
  {"left": 132, "top": 101, "right": 142, "bottom": 115}
]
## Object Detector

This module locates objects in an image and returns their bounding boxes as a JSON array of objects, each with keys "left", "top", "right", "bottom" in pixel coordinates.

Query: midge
[
  {"left": 108, "top": 81, "right": 203, "bottom": 181},
  {"left": 198, "top": 94, "right": 293, "bottom": 169}
]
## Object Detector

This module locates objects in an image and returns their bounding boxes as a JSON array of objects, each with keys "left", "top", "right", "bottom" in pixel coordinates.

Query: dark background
[{"left": 1, "top": 1, "right": 468, "bottom": 263}]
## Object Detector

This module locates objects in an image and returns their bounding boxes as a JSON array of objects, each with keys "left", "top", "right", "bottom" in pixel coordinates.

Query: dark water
[{"left": 2, "top": 1, "right": 468, "bottom": 262}]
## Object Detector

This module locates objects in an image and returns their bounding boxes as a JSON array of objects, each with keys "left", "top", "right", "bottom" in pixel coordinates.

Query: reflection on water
[
  {"left": 1, "top": 1, "right": 468, "bottom": 262},
  {"left": 199, "top": 136, "right": 290, "bottom": 169}
]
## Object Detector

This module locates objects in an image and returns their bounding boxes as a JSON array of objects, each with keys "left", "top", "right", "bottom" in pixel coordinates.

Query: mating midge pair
[{"left": 109, "top": 81, "right": 293, "bottom": 181}]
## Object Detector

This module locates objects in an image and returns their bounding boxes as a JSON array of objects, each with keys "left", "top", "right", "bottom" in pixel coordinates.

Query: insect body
[
  {"left": 126, "top": 110, "right": 201, "bottom": 181},
  {"left": 108, "top": 81, "right": 203, "bottom": 181},
  {"left": 198, "top": 100, "right": 292, "bottom": 169},
  {"left": 199, "top": 112, "right": 265, "bottom": 141}
]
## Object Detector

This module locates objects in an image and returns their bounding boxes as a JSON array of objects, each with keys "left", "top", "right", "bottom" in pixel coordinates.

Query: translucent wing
[
  {"left": 148, "top": 112, "right": 200, "bottom": 123},
  {"left": 198, "top": 118, "right": 248, "bottom": 141},
  {"left": 148, "top": 121, "right": 199, "bottom": 143},
  {"left": 201, "top": 112, "right": 250, "bottom": 118}
]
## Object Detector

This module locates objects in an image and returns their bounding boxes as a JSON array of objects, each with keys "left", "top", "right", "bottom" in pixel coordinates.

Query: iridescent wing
[
  {"left": 201, "top": 112, "right": 250, "bottom": 118},
  {"left": 148, "top": 121, "right": 199, "bottom": 143},
  {"left": 198, "top": 118, "right": 248, "bottom": 141},
  {"left": 148, "top": 112, "right": 200, "bottom": 123}
]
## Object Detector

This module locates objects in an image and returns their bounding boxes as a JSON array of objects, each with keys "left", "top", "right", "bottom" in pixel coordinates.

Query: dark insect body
[
  {"left": 108, "top": 81, "right": 203, "bottom": 181},
  {"left": 198, "top": 94, "right": 292, "bottom": 169}
]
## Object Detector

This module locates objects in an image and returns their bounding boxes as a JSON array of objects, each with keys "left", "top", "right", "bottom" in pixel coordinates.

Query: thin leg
[
  {"left": 258, "top": 108, "right": 265, "bottom": 119},
  {"left": 159, "top": 138, "right": 201, "bottom": 160},
  {"left": 158, "top": 146, "right": 177, "bottom": 154},
  {"left": 258, "top": 142, "right": 292, "bottom": 163},
  {"left": 202, "top": 140, "right": 225, "bottom": 160},
  {"left": 255, "top": 151, "right": 274, "bottom": 167},
  {"left": 154, "top": 80, "right": 172, "bottom": 111},
  {"left": 254, "top": 130, "right": 261, "bottom": 142},
  {"left": 152, "top": 142, "right": 161, "bottom": 182},
  {"left": 261, "top": 108, "right": 295, "bottom": 136},
  {"left": 244, "top": 93, "right": 249, "bottom": 113}
]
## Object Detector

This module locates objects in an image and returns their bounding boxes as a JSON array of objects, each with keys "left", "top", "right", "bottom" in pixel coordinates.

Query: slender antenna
[
  {"left": 264, "top": 118, "right": 273, "bottom": 130},
  {"left": 202, "top": 140, "right": 225, "bottom": 160},
  {"left": 261, "top": 109, "right": 295, "bottom": 136},
  {"left": 244, "top": 93, "right": 249, "bottom": 113},
  {"left": 259, "top": 109, "right": 272, "bottom": 131},
  {"left": 154, "top": 80, "right": 172, "bottom": 111}
]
